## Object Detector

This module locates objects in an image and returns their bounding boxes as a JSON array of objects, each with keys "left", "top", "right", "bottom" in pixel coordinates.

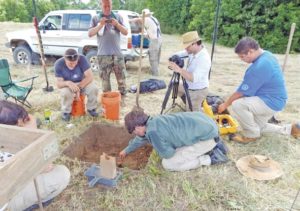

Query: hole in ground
[{"left": 63, "top": 123, "right": 152, "bottom": 170}]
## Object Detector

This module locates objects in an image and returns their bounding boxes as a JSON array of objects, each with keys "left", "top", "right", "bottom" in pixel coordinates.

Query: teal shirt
[{"left": 124, "top": 112, "right": 218, "bottom": 159}]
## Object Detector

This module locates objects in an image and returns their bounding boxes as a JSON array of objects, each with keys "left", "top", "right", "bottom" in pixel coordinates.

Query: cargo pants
[
  {"left": 7, "top": 165, "right": 70, "bottom": 211},
  {"left": 149, "top": 38, "right": 162, "bottom": 76},
  {"left": 60, "top": 82, "right": 98, "bottom": 114},
  {"left": 178, "top": 84, "right": 209, "bottom": 112},
  {"left": 231, "top": 96, "right": 292, "bottom": 138},
  {"left": 98, "top": 55, "right": 126, "bottom": 95},
  {"left": 162, "top": 139, "right": 216, "bottom": 171}
]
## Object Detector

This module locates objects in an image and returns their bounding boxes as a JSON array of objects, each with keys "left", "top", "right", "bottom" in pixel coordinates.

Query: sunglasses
[{"left": 65, "top": 54, "right": 78, "bottom": 61}]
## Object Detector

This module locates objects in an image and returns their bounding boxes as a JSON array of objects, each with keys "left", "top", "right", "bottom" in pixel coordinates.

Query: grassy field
[{"left": 1, "top": 22, "right": 300, "bottom": 210}]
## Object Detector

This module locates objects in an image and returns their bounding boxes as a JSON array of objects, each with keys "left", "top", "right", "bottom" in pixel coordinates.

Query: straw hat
[
  {"left": 236, "top": 155, "right": 283, "bottom": 181},
  {"left": 182, "top": 31, "right": 201, "bottom": 49},
  {"left": 141, "top": 9, "right": 153, "bottom": 16}
]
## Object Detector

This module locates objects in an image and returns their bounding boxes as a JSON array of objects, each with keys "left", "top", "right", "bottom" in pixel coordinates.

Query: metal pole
[{"left": 209, "top": 0, "right": 221, "bottom": 79}]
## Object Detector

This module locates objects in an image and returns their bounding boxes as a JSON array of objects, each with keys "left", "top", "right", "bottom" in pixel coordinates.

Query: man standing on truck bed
[{"left": 88, "top": 0, "right": 128, "bottom": 96}]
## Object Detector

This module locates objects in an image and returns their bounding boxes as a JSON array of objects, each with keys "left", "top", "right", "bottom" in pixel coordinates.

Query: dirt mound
[{"left": 63, "top": 123, "right": 152, "bottom": 170}]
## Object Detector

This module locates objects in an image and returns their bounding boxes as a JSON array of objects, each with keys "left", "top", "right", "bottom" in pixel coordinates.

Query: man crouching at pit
[{"left": 119, "top": 109, "right": 228, "bottom": 171}]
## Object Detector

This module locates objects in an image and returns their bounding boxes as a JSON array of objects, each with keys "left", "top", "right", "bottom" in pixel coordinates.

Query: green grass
[{"left": 1, "top": 29, "right": 300, "bottom": 210}]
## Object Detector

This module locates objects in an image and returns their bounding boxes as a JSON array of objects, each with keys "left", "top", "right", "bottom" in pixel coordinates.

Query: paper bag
[{"left": 100, "top": 153, "right": 117, "bottom": 179}]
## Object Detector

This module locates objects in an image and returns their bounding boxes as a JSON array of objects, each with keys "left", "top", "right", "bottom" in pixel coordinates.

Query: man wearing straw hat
[
  {"left": 169, "top": 31, "right": 211, "bottom": 111},
  {"left": 119, "top": 109, "right": 228, "bottom": 172},
  {"left": 130, "top": 8, "right": 162, "bottom": 76}
]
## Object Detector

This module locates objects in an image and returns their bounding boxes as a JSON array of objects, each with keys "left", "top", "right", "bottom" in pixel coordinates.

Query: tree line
[{"left": 0, "top": 0, "right": 299, "bottom": 53}]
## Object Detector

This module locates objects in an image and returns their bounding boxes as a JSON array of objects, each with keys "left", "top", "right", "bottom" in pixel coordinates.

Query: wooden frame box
[{"left": 0, "top": 124, "right": 59, "bottom": 206}]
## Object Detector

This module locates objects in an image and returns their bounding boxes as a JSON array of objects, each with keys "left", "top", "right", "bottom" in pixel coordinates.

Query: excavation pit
[{"left": 63, "top": 123, "right": 152, "bottom": 170}]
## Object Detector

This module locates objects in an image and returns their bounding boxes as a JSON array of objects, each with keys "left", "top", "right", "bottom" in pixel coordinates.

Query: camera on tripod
[
  {"left": 169, "top": 55, "right": 184, "bottom": 68},
  {"left": 162, "top": 55, "right": 192, "bottom": 114}
]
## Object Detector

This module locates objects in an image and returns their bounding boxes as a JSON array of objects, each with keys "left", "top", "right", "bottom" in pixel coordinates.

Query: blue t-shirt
[
  {"left": 237, "top": 51, "right": 287, "bottom": 111},
  {"left": 54, "top": 55, "right": 90, "bottom": 82}
]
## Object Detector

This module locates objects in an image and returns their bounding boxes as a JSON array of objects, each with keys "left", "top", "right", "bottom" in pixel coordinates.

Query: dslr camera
[{"left": 169, "top": 55, "right": 184, "bottom": 68}]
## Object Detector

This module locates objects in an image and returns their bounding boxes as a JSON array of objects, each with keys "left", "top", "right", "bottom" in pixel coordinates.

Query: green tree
[
  {"left": 147, "top": 0, "right": 192, "bottom": 34},
  {"left": 0, "top": 0, "right": 30, "bottom": 22}
]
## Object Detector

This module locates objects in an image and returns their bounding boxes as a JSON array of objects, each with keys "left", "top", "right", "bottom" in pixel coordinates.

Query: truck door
[
  {"left": 38, "top": 15, "right": 65, "bottom": 56},
  {"left": 61, "top": 13, "right": 92, "bottom": 53}
]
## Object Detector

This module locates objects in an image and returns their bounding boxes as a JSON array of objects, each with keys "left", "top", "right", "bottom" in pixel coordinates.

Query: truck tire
[
  {"left": 86, "top": 49, "right": 99, "bottom": 72},
  {"left": 13, "top": 45, "right": 32, "bottom": 65}
]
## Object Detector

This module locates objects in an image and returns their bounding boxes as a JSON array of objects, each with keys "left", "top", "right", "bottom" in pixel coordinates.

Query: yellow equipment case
[{"left": 202, "top": 99, "right": 238, "bottom": 135}]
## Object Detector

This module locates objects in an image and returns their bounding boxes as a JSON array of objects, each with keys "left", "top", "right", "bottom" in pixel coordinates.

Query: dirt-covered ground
[{"left": 1, "top": 22, "right": 300, "bottom": 210}]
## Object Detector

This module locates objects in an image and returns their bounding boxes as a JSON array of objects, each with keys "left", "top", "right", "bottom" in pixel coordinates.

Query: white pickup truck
[{"left": 5, "top": 9, "right": 145, "bottom": 71}]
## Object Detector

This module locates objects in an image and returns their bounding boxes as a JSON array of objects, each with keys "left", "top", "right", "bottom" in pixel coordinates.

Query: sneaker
[
  {"left": 209, "top": 147, "right": 228, "bottom": 165},
  {"left": 62, "top": 113, "right": 71, "bottom": 122},
  {"left": 214, "top": 136, "right": 229, "bottom": 154},
  {"left": 291, "top": 123, "right": 300, "bottom": 139},
  {"left": 88, "top": 109, "right": 99, "bottom": 117},
  {"left": 229, "top": 133, "right": 257, "bottom": 144}
]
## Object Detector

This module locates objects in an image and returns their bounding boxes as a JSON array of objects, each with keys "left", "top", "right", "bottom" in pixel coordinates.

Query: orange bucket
[
  {"left": 101, "top": 92, "right": 121, "bottom": 120},
  {"left": 71, "top": 94, "right": 86, "bottom": 117}
]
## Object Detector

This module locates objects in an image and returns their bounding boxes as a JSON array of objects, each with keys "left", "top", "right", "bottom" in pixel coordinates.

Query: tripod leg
[
  {"left": 160, "top": 74, "right": 175, "bottom": 114},
  {"left": 182, "top": 77, "right": 193, "bottom": 111},
  {"left": 171, "top": 73, "right": 180, "bottom": 105}
]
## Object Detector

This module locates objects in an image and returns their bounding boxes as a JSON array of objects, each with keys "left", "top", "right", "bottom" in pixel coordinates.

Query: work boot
[
  {"left": 229, "top": 134, "right": 257, "bottom": 144},
  {"left": 88, "top": 109, "right": 99, "bottom": 117},
  {"left": 291, "top": 123, "right": 300, "bottom": 139},
  {"left": 62, "top": 113, "right": 71, "bottom": 122},
  {"left": 214, "top": 136, "right": 229, "bottom": 154},
  {"left": 209, "top": 147, "right": 228, "bottom": 165}
]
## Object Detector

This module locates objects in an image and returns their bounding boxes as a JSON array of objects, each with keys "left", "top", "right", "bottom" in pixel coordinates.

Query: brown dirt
[{"left": 63, "top": 123, "right": 152, "bottom": 170}]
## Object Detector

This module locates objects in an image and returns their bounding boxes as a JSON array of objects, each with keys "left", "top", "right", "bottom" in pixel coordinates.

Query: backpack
[{"left": 130, "top": 79, "right": 166, "bottom": 93}]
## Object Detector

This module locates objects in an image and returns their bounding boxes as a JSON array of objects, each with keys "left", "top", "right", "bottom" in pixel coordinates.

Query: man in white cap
[
  {"left": 169, "top": 31, "right": 211, "bottom": 111},
  {"left": 130, "top": 8, "right": 162, "bottom": 76}
]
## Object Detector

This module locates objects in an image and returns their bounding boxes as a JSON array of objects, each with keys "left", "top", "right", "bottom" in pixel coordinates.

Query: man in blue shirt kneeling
[{"left": 218, "top": 37, "right": 300, "bottom": 143}]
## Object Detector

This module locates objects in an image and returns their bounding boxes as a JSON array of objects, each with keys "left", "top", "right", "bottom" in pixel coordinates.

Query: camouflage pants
[{"left": 97, "top": 55, "right": 126, "bottom": 95}]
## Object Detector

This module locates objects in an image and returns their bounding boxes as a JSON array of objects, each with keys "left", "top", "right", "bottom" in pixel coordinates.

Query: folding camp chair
[{"left": 0, "top": 59, "right": 38, "bottom": 108}]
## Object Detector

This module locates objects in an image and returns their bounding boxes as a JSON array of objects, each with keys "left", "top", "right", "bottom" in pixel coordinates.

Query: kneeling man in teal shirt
[{"left": 119, "top": 109, "right": 228, "bottom": 171}]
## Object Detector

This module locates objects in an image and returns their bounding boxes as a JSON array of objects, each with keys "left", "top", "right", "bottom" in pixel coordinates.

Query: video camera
[{"left": 169, "top": 55, "right": 184, "bottom": 68}]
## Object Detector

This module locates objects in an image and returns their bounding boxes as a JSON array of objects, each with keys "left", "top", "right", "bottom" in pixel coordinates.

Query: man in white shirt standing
[
  {"left": 131, "top": 8, "right": 162, "bottom": 76},
  {"left": 169, "top": 31, "right": 211, "bottom": 111}
]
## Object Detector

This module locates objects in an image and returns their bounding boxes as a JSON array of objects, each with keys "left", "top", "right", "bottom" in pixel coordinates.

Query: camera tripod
[{"left": 160, "top": 72, "right": 193, "bottom": 114}]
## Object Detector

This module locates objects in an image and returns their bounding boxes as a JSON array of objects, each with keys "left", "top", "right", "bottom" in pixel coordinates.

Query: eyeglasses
[{"left": 65, "top": 54, "right": 78, "bottom": 61}]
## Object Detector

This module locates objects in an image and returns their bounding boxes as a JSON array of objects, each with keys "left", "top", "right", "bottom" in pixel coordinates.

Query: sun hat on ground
[
  {"left": 141, "top": 9, "right": 153, "bottom": 16},
  {"left": 182, "top": 31, "right": 202, "bottom": 49},
  {"left": 236, "top": 155, "right": 283, "bottom": 181}
]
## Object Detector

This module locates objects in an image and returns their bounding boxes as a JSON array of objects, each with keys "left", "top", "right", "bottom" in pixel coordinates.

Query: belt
[
  {"left": 99, "top": 55, "right": 118, "bottom": 59},
  {"left": 189, "top": 87, "right": 207, "bottom": 91}
]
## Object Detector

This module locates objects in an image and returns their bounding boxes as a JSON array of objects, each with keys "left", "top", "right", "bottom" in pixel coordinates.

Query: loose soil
[{"left": 63, "top": 123, "right": 152, "bottom": 170}]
